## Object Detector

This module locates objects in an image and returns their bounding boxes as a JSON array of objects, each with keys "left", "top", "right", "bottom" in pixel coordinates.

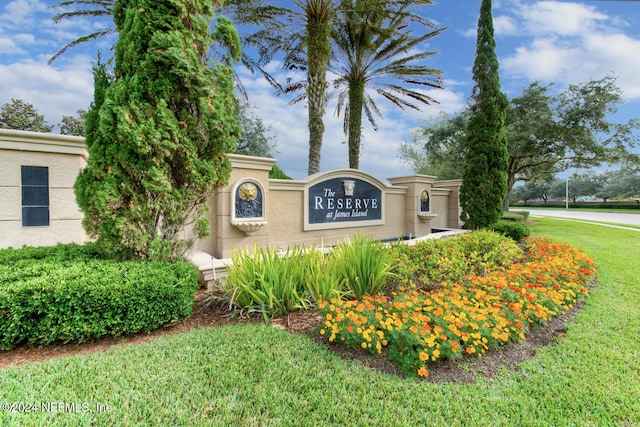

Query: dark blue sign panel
[{"left": 308, "top": 178, "right": 382, "bottom": 224}]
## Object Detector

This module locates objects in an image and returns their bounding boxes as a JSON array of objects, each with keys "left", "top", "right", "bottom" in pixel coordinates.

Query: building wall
[
  {"left": 0, "top": 132, "right": 462, "bottom": 256},
  {"left": 0, "top": 129, "right": 87, "bottom": 249},
  {"left": 198, "top": 155, "right": 462, "bottom": 259}
]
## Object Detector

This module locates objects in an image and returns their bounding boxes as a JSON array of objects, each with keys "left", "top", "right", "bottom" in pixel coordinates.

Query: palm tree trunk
[
  {"left": 305, "top": 0, "right": 332, "bottom": 175},
  {"left": 348, "top": 80, "right": 365, "bottom": 169}
]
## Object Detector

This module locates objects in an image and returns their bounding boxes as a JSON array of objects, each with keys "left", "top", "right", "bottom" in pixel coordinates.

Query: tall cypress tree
[
  {"left": 459, "top": 0, "right": 509, "bottom": 229},
  {"left": 75, "top": 0, "right": 241, "bottom": 260}
]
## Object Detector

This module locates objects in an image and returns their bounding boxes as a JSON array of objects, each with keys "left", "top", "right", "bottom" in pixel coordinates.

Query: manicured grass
[
  {"left": 533, "top": 217, "right": 640, "bottom": 231},
  {"left": 1, "top": 219, "right": 638, "bottom": 426}
]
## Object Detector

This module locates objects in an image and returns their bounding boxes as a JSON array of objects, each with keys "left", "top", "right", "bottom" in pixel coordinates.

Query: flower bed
[{"left": 318, "top": 237, "right": 596, "bottom": 378}]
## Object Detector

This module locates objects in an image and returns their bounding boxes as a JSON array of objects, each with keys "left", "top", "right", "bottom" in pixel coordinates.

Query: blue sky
[{"left": 1, "top": 0, "right": 639, "bottom": 181}]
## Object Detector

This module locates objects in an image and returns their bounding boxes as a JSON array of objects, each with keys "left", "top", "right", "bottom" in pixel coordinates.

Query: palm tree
[
  {"left": 297, "top": 0, "right": 335, "bottom": 175},
  {"left": 49, "top": 1, "right": 445, "bottom": 173},
  {"left": 330, "top": 0, "right": 445, "bottom": 168},
  {"left": 47, "top": 0, "right": 115, "bottom": 64}
]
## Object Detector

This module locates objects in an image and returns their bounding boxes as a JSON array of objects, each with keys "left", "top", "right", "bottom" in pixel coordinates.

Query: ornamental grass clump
[
  {"left": 220, "top": 236, "right": 394, "bottom": 319},
  {"left": 221, "top": 246, "right": 311, "bottom": 321},
  {"left": 331, "top": 234, "right": 395, "bottom": 299},
  {"left": 302, "top": 249, "right": 347, "bottom": 303},
  {"left": 319, "top": 236, "right": 596, "bottom": 378}
]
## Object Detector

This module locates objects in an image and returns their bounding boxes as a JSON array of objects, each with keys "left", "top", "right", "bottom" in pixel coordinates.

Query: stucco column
[
  {"left": 387, "top": 175, "right": 438, "bottom": 238},
  {"left": 433, "top": 180, "right": 463, "bottom": 229}
]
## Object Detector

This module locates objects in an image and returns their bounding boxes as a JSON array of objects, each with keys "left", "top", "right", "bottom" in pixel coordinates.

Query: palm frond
[{"left": 48, "top": 28, "right": 116, "bottom": 64}]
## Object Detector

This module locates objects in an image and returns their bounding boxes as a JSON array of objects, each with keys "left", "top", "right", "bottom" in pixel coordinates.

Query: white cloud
[
  {"left": 583, "top": 33, "right": 640, "bottom": 98},
  {"left": 0, "top": 0, "right": 48, "bottom": 29},
  {"left": 0, "top": 37, "right": 24, "bottom": 54},
  {"left": 518, "top": 1, "right": 608, "bottom": 37},
  {"left": 503, "top": 38, "right": 584, "bottom": 81},
  {"left": 494, "top": 15, "right": 518, "bottom": 36},
  {"left": 500, "top": 1, "right": 640, "bottom": 100},
  {"left": 0, "top": 57, "right": 94, "bottom": 127}
]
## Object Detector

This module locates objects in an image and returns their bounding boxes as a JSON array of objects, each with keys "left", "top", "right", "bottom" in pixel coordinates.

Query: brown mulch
[{"left": 0, "top": 289, "right": 583, "bottom": 383}]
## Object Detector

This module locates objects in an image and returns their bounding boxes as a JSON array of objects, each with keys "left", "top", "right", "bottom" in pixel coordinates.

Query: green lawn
[{"left": 1, "top": 219, "right": 638, "bottom": 426}]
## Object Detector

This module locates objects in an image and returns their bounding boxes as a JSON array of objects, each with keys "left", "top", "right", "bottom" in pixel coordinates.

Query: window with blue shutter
[{"left": 21, "top": 166, "right": 50, "bottom": 227}]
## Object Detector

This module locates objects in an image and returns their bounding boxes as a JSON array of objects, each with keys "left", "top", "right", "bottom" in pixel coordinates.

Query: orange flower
[
  {"left": 419, "top": 351, "right": 429, "bottom": 361},
  {"left": 418, "top": 367, "right": 429, "bottom": 378}
]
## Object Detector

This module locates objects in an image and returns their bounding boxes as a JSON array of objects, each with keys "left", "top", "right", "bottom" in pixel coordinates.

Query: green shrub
[
  {"left": 389, "top": 229, "right": 523, "bottom": 291},
  {"left": 269, "top": 164, "right": 292, "bottom": 179},
  {"left": 502, "top": 212, "right": 525, "bottom": 222},
  {"left": 488, "top": 220, "right": 530, "bottom": 242},
  {"left": 0, "top": 244, "right": 199, "bottom": 350},
  {"left": 221, "top": 236, "right": 393, "bottom": 317}
]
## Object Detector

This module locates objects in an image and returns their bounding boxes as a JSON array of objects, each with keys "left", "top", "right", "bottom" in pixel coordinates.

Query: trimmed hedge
[
  {"left": 0, "top": 244, "right": 200, "bottom": 350},
  {"left": 488, "top": 220, "right": 530, "bottom": 242},
  {"left": 502, "top": 212, "right": 526, "bottom": 222}
]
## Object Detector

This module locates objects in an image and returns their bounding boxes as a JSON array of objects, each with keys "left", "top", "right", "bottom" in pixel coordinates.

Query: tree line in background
[
  {"left": 510, "top": 169, "right": 640, "bottom": 204},
  {"left": 0, "top": 98, "right": 85, "bottom": 136},
  {"left": 399, "top": 75, "right": 640, "bottom": 204}
]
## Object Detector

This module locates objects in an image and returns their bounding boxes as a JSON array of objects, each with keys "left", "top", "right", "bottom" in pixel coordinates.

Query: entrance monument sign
[{"left": 306, "top": 177, "right": 383, "bottom": 229}]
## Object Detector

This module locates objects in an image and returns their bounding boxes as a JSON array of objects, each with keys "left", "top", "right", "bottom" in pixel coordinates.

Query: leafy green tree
[
  {"left": 59, "top": 109, "right": 86, "bottom": 136},
  {"left": 234, "top": 100, "right": 277, "bottom": 158},
  {"left": 549, "top": 178, "right": 570, "bottom": 202},
  {"left": 459, "top": 0, "right": 509, "bottom": 229},
  {"left": 75, "top": 0, "right": 241, "bottom": 260},
  {"left": 398, "top": 112, "right": 469, "bottom": 179},
  {"left": 506, "top": 78, "right": 639, "bottom": 199},
  {"left": 232, "top": 99, "right": 291, "bottom": 179},
  {"left": 0, "top": 99, "right": 53, "bottom": 132},
  {"left": 329, "top": 0, "right": 443, "bottom": 169},
  {"left": 510, "top": 179, "right": 558, "bottom": 204},
  {"left": 402, "top": 78, "right": 639, "bottom": 200},
  {"left": 592, "top": 168, "right": 640, "bottom": 202},
  {"left": 566, "top": 171, "right": 601, "bottom": 203},
  {"left": 269, "top": 164, "right": 292, "bottom": 179}
]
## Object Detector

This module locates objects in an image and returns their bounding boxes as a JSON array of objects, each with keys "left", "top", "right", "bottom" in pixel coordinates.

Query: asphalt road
[{"left": 511, "top": 209, "right": 640, "bottom": 229}]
